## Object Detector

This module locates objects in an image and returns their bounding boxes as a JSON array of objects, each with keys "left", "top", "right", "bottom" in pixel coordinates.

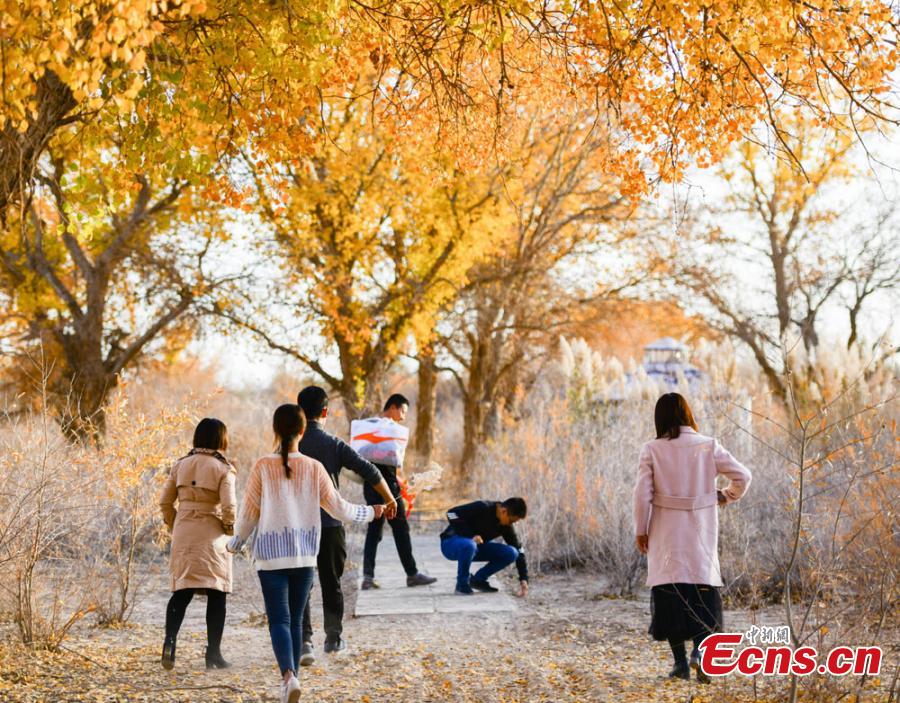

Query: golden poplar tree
[{"left": 230, "top": 95, "right": 512, "bottom": 417}]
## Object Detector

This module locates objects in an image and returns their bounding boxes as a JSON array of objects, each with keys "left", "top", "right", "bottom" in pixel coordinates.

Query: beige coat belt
[
  {"left": 652, "top": 492, "right": 718, "bottom": 511},
  {"left": 178, "top": 500, "right": 219, "bottom": 513}
]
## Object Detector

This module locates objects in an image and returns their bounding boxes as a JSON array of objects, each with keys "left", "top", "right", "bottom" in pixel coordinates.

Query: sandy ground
[{"left": 1, "top": 524, "right": 895, "bottom": 703}]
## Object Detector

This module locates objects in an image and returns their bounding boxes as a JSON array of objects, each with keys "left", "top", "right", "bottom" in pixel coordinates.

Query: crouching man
[{"left": 439, "top": 498, "right": 529, "bottom": 596}]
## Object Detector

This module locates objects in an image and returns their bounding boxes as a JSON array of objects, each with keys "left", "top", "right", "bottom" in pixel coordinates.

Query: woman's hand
[
  {"left": 383, "top": 498, "right": 398, "bottom": 520},
  {"left": 516, "top": 580, "right": 529, "bottom": 598},
  {"left": 473, "top": 535, "right": 484, "bottom": 545},
  {"left": 635, "top": 534, "right": 649, "bottom": 554},
  {"left": 373, "top": 504, "right": 386, "bottom": 519}
]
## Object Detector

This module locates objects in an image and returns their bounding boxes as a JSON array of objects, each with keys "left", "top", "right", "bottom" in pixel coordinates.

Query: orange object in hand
[{"left": 399, "top": 479, "right": 416, "bottom": 518}]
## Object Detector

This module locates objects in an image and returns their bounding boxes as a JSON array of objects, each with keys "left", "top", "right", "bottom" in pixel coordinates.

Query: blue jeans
[
  {"left": 257, "top": 567, "right": 315, "bottom": 675},
  {"left": 440, "top": 536, "right": 518, "bottom": 590}
]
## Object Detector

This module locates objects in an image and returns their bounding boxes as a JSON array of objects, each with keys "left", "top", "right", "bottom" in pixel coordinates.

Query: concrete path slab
[
  {"left": 353, "top": 533, "right": 519, "bottom": 617},
  {"left": 435, "top": 596, "right": 517, "bottom": 614}
]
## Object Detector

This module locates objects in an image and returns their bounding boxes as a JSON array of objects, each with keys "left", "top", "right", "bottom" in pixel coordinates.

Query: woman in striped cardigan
[{"left": 229, "top": 404, "right": 385, "bottom": 703}]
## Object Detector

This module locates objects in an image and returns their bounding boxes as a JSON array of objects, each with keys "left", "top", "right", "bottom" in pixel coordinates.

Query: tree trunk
[
  {"left": 746, "top": 338, "right": 788, "bottom": 403},
  {"left": 33, "top": 326, "right": 115, "bottom": 443},
  {"left": 461, "top": 336, "right": 490, "bottom": 472},
  {"left": 798, "top": 313, "right": 820, "bottom": 354},
  {"left": 461, "top": 388, "right": 485, "bottom": 472},
  {"left": 846, "top": 301, "right": 863, "bottom": 350},
  {"left": 412, "top": 346, "right": 437, "bottom": 466},
  {"left": 768, "top": 229, "right": 792, "bottom": 337},
  {"left": 488, "top": 339, "right": 527, "bottom": 440},
  {"left": 362, "top": 368, "right": 388, "bottom": 419},
  {"left": 336, "top": 352, "right": 388, "bottom": 429},
  {"left": 54, "top": 366, "right": 115, "bottom": 443},
  {"left": 338, "top": 386, "right": 366, "bottom": 425}
]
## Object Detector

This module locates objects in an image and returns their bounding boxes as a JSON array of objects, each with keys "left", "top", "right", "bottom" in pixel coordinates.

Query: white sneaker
[{"left": 281, "top": 675, "right": 300, "bottom": 703}]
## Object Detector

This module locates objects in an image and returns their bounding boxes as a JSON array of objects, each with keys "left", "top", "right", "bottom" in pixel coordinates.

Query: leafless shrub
[{"left": 0, "top": 363, "right": 100, "bottom": 647}]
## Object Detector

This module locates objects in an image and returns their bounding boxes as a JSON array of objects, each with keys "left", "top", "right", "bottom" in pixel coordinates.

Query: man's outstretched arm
[{"left": 338, "top": 439, "right": 397, "bottom": 518}]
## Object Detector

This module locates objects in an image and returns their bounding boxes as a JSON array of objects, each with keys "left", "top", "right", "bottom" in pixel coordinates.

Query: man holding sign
[{"left": 356, "top": 394, "right": 437, "bottom": 589}]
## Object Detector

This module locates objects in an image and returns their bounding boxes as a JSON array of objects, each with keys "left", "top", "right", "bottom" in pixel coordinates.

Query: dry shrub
[
  {"left": 768, "top": 385, "right": 897, "bottom": 703},
  {"left": 0, "top": 359, "right": 223, "bottom": 642},
  {"left": 0, "top": 375, "right": 99, "bottom": 647},
  {"left": 471, "top": 389, "right": 646, "bottom": 594}
]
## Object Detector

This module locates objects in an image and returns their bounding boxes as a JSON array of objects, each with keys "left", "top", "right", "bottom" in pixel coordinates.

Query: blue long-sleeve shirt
[
  {"left": 299, "top": 420, "right": 384, "bottom": 528},
  {"left": 440, "top": 500, "right": 529, "bottom": 581}
]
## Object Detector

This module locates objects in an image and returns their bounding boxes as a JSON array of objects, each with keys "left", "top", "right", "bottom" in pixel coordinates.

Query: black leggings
[
  {"left": 165, "top": 588, "right": 226, "bottom": 654},
  {"left": 669, "top": 634, "right": 706, "bottom": 664}
]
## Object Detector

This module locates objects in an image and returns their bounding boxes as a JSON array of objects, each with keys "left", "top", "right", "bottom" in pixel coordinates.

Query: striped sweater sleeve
[
  {"left": 234, "top": 459, "right": 262, "bottom": 540},
  {"left": 316, "top": 462, "right": 374, "bottom": 524}
]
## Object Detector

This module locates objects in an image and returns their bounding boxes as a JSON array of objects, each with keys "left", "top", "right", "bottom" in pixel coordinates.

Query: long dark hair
[
  {"left": 654, "top": 392, "right": 698, "bottom": 440},
  {"left": 273, "top": 404, "right": 305, "bottom": 478},
  {"left": 193, "top": 418, "right": 228, "bottom": 451}
]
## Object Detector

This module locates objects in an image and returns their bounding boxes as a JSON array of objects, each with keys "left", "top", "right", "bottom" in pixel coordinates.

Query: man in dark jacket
[
  {"left": 439, "top": 498, "right": 529, "bottom": 596},
  {"left": 297, "top": 386, "right": 397, "bottom": 662}
]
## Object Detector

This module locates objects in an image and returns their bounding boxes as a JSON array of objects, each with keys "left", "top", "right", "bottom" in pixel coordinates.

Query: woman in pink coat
[{"left": 633, "top": 393, "right": 751, "bottom": 683}]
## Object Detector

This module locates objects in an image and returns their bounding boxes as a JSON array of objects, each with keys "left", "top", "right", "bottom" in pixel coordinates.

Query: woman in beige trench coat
[{"left": 159, "top": 418, "right": 236, "bottom": 670}]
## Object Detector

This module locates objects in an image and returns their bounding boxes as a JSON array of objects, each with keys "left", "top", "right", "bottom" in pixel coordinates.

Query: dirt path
[{"left": 0, "top": 523, "right": 893, "bottom": 702}]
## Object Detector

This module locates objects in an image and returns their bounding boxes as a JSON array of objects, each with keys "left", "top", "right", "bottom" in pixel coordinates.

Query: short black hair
[
  {"left": 193, "top": 418, "right": 228, "bottom": 451},
  {"left": 501, "top": 497, "right": 527, "bottom": 519},
  {"left": 383, "top": 393, "right": 410, "bottom": 411},
  {"left": 298, "top": 385, "right": 329, "bottom": 420}
]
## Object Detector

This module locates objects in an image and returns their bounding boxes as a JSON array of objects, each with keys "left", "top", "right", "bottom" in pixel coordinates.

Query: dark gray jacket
[{"left": 299, "top": 420, "right": 383, "bottom": 528}]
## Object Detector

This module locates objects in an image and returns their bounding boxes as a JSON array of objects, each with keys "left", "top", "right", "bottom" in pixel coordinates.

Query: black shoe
[
  {"left": 668, "top": 661, "right": 690, "bottom": 680},
  {"left": 323, "top": 637, "right": 346, "bottom": 654},
  {"left": 455, "top": 584, "right": 474, "bottom": 595},
  {"left": 690, "top": 651, "right": 710, "bottom": 684},
  {"left": 161, "top": 636, "right": 176, "bottom": 670},
  {"left": 407, "top": 572, "right": 437, "bottom": 587},
  {"left": 205, "top": 649, "right": 231, "bottom": 670},
  {"left": 361, "top": 577, "right": 380, "bottom": 590},
  {"left": 469, "top": 577, "right": 499, "bottom": 593}
]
